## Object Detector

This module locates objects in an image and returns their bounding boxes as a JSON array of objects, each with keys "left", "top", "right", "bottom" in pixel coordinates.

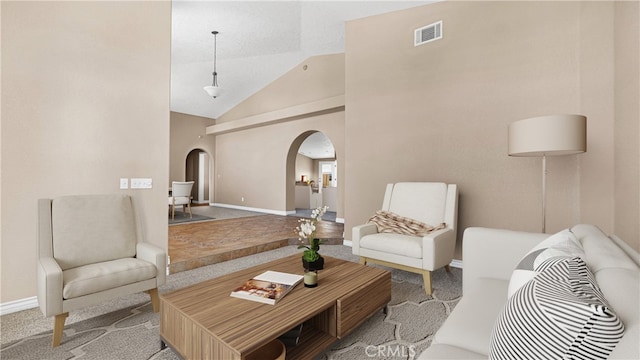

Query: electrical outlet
[
  {"left": 119, "top": 178, "right": 129, "bottom": 189},
  {"left": 241, "top": 197, "right": 245, "bottom": 202}
]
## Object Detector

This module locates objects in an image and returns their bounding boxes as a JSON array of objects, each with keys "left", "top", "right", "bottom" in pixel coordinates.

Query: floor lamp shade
[
  {"left": 508, "top": 114, "right": 587, "bottom": 233},
  {"left": 508, "top": 114, "right": 587, "bottom": 156}
]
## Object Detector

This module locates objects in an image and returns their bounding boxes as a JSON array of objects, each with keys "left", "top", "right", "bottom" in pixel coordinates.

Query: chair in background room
[
  {"left": 352, "top": 182, "right": 458, "bottom": 295},
  {"left": 168, "top": 181, "right": 194, "bottom": 220},
  {"left": 37, "top": 194, "right": 166, "bottom": 347}
]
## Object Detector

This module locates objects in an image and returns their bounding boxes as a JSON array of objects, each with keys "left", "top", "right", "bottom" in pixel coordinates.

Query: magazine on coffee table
[{"left": 230, "top": 270, "right": 304, "bottom": 305}]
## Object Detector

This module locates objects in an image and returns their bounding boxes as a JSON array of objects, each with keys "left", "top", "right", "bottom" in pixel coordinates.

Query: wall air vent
[{"left": 414, "top": 20, "right": 442, "bottom": 46}]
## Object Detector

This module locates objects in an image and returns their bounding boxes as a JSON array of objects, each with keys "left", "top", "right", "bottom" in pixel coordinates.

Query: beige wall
[
  {"left": 1, "top": 1, "right": 171, "bottom": 303},
  {"left": 212, "top": 54, "right": 346, "bottom": 219},
  {"left": 344, "top": 1, "right": 639, "bottom": 255},
  {"left": 613, "top": 1, "right": 640, "bottom": 249},
  {"left": 578, "top": 1, "right": 616, "bottom": 238},
  {"left": 295, "top": 154, "right": 314, "bottom": 182},
  {"left": 214, "top": 112, "right": 345, "bottom": 214},
  {"left": 170, "top": 112, "right": 215, "bottom": 202},
  {"left": 217, "top": 54, "right": 345, "bottom": 123}
]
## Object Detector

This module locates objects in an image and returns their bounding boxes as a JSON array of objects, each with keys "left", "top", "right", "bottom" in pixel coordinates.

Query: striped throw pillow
[
  {"left": 508, "top": 229, "right": 584, "bottom": 297},
  {"left": 490, "top": 257, "right": 625, "bottom": 360}
]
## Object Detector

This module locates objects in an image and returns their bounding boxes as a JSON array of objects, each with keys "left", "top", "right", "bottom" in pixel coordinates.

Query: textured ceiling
[
  {"left": 298, "top": 132, "right": 336, "bottom": 159},
  {"left": 170, "top": 1, "right": 432, "bottom": 120}
]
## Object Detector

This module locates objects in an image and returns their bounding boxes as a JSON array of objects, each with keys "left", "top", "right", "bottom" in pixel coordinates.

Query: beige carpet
[{"left": 0, "top": 245, "right": 461, "bottom": 360}]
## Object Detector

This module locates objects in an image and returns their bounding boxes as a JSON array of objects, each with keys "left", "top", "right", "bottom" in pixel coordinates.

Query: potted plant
[{"left": 296, "top": 206, "right": 329, "bottom": 271}]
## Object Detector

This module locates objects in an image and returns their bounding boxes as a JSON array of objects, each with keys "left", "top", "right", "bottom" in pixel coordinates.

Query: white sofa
[{"left": 419, "top": 224, "right": 639, "bottom": 360}]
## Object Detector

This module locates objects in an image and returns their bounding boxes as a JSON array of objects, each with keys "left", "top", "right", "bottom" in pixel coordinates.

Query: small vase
[{"left": 302, "top": 256, "right": 324, "bottom": 271}]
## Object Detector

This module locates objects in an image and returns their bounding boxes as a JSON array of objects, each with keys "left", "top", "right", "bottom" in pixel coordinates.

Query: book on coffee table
[{"left": 230, "top": 270, "right": 304, "bottom": 305}]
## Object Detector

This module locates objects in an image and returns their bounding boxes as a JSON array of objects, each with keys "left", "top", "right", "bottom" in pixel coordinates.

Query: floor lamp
[{"left": 508, "top": 114, "right": 587, "bottom": 233}]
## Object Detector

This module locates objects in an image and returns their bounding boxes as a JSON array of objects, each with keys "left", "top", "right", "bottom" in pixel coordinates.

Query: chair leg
[
  {"left": 52, "top": 312, "right": 69, "bottom": 347},
  {"left": 147, "top": 288, "right": 160, "bottom": 313},
  {"left": 187, "top": 203, "right": 192, "bottom": 219},
  {"left": 445, "top": 264, "right": 451, "bottom": 272},
  {"left": 171, "top": 204, "right": 175, "bottom": 220},
  {"left": 359, "top": 257, "right": 434, "bottom": 296},
  {"left": 422, "top": 270, "right": 433, "bottom": 296}
]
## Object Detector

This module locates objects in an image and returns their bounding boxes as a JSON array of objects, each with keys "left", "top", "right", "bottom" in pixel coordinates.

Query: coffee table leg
[
  {"left": 160, "top": 340, "right": 167, "bottom": 350},
  {"left": 383, "top": 305, "right": 389, "bottom": 315}
]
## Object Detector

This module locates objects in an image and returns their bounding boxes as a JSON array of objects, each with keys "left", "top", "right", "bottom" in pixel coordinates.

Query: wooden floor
[{"left": 168, "top": 214, "right": 345, "bottom": 273}]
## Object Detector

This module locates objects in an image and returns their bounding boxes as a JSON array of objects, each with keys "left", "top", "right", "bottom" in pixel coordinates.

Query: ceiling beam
[{"left": 205, "top": 95, "right": 345, "bottom": 135}]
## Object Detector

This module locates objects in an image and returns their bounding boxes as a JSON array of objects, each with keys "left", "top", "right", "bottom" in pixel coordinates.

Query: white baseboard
[
  {"left": 210, "top": 203, "right": 343, "bottom": 222},
  {"left": 211, "top": 203, "right": 293, "bottom": 216},
  {"left": 1, "top": 296, "right": 38, "bottom": 315}
]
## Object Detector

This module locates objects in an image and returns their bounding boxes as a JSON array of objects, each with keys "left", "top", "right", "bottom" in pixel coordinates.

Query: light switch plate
[
  {"left": 131, "top": 178, "right": 153, "bottom": 189},
  {"left": 120, "top": 178, "right": 129, "bottom": 189}
]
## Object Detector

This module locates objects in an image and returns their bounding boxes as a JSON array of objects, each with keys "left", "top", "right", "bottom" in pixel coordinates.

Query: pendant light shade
[
  {"left": 203, "top": 85, "right": 221, "bottom": 98},
  {"left": 203, "top": 31, "right": 221, "bottom": 98}
]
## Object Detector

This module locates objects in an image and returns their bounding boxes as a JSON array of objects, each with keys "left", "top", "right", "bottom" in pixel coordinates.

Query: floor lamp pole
[{"left": 541, "top": 154, "right": 547, "bottom": 233}]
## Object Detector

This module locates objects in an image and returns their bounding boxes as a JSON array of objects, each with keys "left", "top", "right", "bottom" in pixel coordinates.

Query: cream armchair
[
  {"left": 168, "top": 181, "right": 194, "bottom": 220},
  {"left": 352, "top": 182, "right": 458, "bottom": 295},
  {"left": 37, "top": 194, "right": 166, "bottom": 347}
]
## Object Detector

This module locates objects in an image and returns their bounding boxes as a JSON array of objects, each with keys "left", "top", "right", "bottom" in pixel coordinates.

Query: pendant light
[{"left": 203, "top": 31, "right": 221, "bottom": 98}]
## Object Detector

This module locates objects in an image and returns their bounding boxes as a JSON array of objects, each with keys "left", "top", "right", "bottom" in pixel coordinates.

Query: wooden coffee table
[{"left": 159, "top": 254, "right": 391, "bottom": 359}]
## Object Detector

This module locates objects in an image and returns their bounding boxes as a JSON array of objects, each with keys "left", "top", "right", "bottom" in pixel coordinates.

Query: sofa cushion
[
  {"left": 62, "top": 258, "right": 157, "bottom": 299},
  {"left": 360, "top": 233, "right": 423, "bottom": 259},
  {"left": 490, "top": 257, "right": 624, "bottom": 360},
  {"left": 432, "top": 278, "right": 508, "bottom": 356},
  {"left": 574, "top": 224, "right": 638, "bottom": 273},
  {"left": 52, "top": 194, "right": 137, "bottom": 270},
  {"left": 507, "top": 228, "right": 584, "bottom": 297}
]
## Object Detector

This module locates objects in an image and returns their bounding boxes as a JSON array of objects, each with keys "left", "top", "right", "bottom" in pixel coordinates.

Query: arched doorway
[
  {"left": 285, "top": 131, "right": 339, "bottom": 218},
  {"left": 185, "top": 148, "right": 211, "bottom": 204}
]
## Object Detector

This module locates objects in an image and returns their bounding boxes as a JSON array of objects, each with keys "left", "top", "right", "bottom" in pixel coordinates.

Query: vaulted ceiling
[{"left": 170, "top": 1, "right": 432, "bottom": 120}]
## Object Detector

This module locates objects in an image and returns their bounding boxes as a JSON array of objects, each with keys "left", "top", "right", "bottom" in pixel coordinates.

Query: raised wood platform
[{"left": 168, "top": 214, "right": 344, "bottom": 273}]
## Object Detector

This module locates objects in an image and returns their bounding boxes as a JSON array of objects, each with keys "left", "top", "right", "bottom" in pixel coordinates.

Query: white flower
[
  {"left": 300, "top": 222, "right": 315, "bottom": 236},
  {"left": 311, "top": 205, "right": 329, "bottom": 220},
  {"left": 295, "top": 206, "right": 329, "bottom": 241}
]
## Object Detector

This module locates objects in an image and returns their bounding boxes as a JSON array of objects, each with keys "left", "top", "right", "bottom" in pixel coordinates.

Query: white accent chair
[
  {"left": 168, "top": 181, "right": 194, "bottom": 220},
  {"left": 352, "top": 182, "right": 458, "bottom": 295},
  {"left": 37, "top": 194, "right": 166, "bottom": 347}
]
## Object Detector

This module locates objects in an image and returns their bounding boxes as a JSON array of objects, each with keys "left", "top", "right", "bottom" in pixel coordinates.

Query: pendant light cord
[{"left": 212, "top": 31, "right": 219, "bottom": 86}]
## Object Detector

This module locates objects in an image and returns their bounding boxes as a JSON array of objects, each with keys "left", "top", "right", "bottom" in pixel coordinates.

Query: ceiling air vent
[{"left": 414, "top": 21, "right": 442, "bottom": 46}]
